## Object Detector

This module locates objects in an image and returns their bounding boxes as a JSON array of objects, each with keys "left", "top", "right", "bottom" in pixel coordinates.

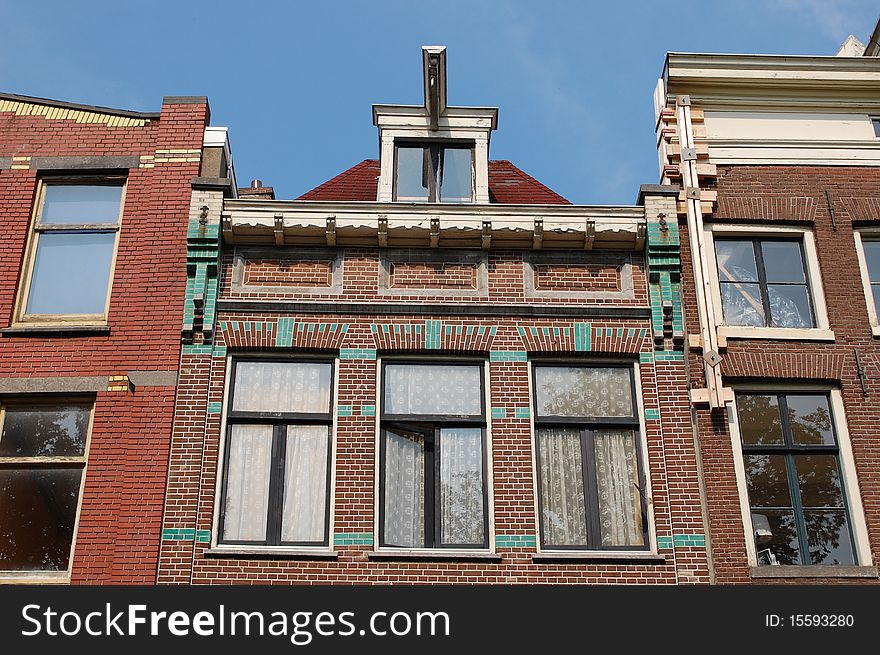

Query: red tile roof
[{"left": 297, "top": 159, "right": 570, "bottom": 205}]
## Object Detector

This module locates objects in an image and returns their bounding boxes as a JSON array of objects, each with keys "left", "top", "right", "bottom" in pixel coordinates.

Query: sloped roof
[{"left": 297, "top": 159, "right": 570, "bottom": 205}]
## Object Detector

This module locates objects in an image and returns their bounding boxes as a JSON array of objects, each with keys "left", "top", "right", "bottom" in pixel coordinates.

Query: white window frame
[
  {"left": 372, "top": 356, "right": 496, "bottom": 555},
  {"left": 727, "top": 386, "right": 872, "bottom": 568},
  {"left": 528, "top": 359, "right": 658, "bottom": 556},
  {"left": 209, "top": 355, "right": 338, "bottom": 556},
  {"left": 15, "top": 178, "right": 126, "bottom": 327},
  {"left": 0, "top": 399, "right": 94, "bottom": 584},
  {"left": 853, "top": 229, "right": 880, "bottom": 337},
  {"left": 704, "top": 223, "right": 833, "bottom": 341}
]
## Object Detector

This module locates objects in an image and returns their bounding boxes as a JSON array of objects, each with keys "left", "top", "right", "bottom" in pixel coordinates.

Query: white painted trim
[
  {"left": 371, "top": 358, "right": 382, "bottom": 549},
  {"left": 633, "top": 360, "right": 659, "bottom": 554},
  {"left": 728, "top": 387, "right": 873, "bottom": 567},
  {"left": 483, "top": 359, "right": 496, "bottom": 553},
  {"left": 210, "top": 355, "right": 234, "bottom": 548},
  {"left": 853, "top": 230, "right": 880, "bottom": 333},
  {"left": 704, "top": 223, "right": 832, "bottom": 339}
]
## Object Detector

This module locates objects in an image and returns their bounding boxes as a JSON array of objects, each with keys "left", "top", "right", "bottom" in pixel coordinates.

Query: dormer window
[{"left": 394, "top": 142, "right": 473, "bottom": 203}]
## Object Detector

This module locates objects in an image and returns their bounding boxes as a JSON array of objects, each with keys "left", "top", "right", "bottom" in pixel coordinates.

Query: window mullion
[
  {"left": 425, "top": 428, "right": 436, "bottom": 548},
  {"left": 753, "top": 240, "right": 773, "bottom": 327},
  {"left": 266, "top": 425, "right": 287, "bottom": 546},
  {"left": 778, "top": 396, "right": 810, "bottom": 564},
  {"left": 581, "top": 428, "right": 601, "bottom": 549}
]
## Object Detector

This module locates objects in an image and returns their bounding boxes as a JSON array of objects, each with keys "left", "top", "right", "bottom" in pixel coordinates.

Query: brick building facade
[
  {"left": 0, "top": 93, "right": 221, "bottom": 583},
  {"left": 156, "top": 48, "right": 710, "bottom": 585},
  {"left": 656, "top": 44, "right": 880, "bottom": 583}
]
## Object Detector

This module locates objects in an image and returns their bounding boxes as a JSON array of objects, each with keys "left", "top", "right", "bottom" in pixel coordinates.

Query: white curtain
[
  {"left": 538, "top": 427, "right": 587, "bottom": 546},
  {"left": 233, "top": 362, "right": 331, "bottom": 414},
  {"left": 222, "top": 425, "right": 272, "bottom": 541},
  {"left": 439, "top": 428, "right": 484, "bottom": 545},
  {"left": 384, "top": 430, "right": 424, "bottom": 547},
  {"left": 595, "top": 429, "right": 644, "bottom": 546},
  {"left": 281, "top": 425, "right": 329, "bottom": 543},
  {"left": 385, "top": 364, "right": 481, "bottom": 416},
  {"left": 535, "top": 367, "right": 633, "bottom": 418}
]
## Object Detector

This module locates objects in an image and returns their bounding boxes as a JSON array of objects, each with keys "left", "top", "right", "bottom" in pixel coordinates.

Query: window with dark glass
[
  {"left": 737, "top": 392, "right": 856, "bottom": 566},
  {"left": 714, "top": 238, "right": 815, "bottom": 329},
  {"left": 0, "top": 403, "right": 90, "bottom": 573},
  {"left": 532, "top": 365, "right": 647, "bottom": 550},
  {"left": 19, "top": 181, "right": 124, "bottom": 321},
  {"left": 379, "top": 362, "right": 488, "bottom": 548},
  {"left": 394, "top": 143, "right": 473, "bottom": 203},
  {"left": 860, "top": 238, "right": 880, "bottom": 315},
  {"left": 872, "top": 118, "right": 880, "bottom": 138},
  {"left": 219, "top": 360, "right": 333, "bottom": 546}
]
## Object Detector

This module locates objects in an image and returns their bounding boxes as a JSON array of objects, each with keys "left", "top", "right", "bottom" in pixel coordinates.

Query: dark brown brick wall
[{"left": 682, "top": 164, "right": 880, "bottom": 584}]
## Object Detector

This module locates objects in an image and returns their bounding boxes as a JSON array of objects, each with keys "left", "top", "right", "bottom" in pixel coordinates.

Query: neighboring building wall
[
  {"left": 0, "top": 95, "right": 210, "bottom": 583},
  {"left": 679, "top": 165, "right": 880, "bottom": 584},
  {"left": 157, "top": 193, "right": 711, "bottom": 585}
]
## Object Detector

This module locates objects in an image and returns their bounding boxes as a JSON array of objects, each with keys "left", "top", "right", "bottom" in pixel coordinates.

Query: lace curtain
[
  {"left": 222, "top": 425, "right": 272, "bottom": 541},
  {"left": 595, "top": 429, "right": 644, "bottom": 546},
  {"left": 384, "top": 364, "right": 481, "bottom": 416},
  {"left": 535, "top": 367, "right": 633, "bottom": 418},
  {"left": 384, "top": 430, "right": 425, "bottom": 547},
  {"left": 233, "top": 362, "right": 331, "bottom": 414},
  {"left": 439, "top": 428, "right": 485, "bottom": 545},
  {"left": 281, "top": 425, "right": 329, "bottom": 543},
  {"left": 538, "top": 427, "right": 587, "bottom": 545}
]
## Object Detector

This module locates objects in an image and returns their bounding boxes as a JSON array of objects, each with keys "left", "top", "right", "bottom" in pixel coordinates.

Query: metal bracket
[
  {"left": 703, "top": 349, "right": 722, "bottom": 367},
  {"left": 686, "top": 187, "right": 701, "bottom": 200},
  {"left": 681, "top": 147, "right": 697, "bottom": 162},
  {"left": 326, "top": 215, "right": 337, "bottom": 246},
  {"left": 677, "top": 95, "right": 691, "bottom": 106},
  {"left": 825, "top": 190, "right": 837, "bottom": 231},
  {"left": 221, "top": 211, "right": 233, "bottom": 242}
]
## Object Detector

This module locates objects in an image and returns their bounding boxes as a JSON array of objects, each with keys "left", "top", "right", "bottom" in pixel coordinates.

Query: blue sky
[{"left": 2, "top": 1, "right": 878, "bottom": 204}]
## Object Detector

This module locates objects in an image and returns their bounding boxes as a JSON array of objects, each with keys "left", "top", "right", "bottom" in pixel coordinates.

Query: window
[
  {"left": 705, "top": 225, "right": 831, "bottom": 340},
  {"left": 853, "top": 230, "right": 880, "bottom": 335},
  {"left": 379, "top": 362, "right": 488, "bottom": 549},
  {"left": 0, "top": 402, "right": 91, "bottom": 576},
  {"left": 219, "top": 360, "right": 333, "bottom": 547},
  {"left": 17, "top": 181, "right": 124, "bottom": 323},
  {"left": 532, "top": 364, "right": 648, "bottom": 550},
  {"left": 394, "top": 143, "right": 473, "bottom": 203},
  {"left": 872, "top": 117, "right": 880, "bottom": 138},
  {"left": 736, "top": 392, "right": 857, "bottom": 566}
]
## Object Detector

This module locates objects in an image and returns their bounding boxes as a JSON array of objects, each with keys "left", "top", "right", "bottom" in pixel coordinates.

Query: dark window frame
[
  {"left": 531, "top": 362, "right": 650, "bottom": 552},
  {"left": 0, "top": 398, "right": 93, "bottom": 575},
  {"left": 218, "top": 357, "right": 334, "bottom": 548},
  {"left": 392, "top": 141, "right": 475, "bottom": 203},
  {"left": 714, "top": 236, "right": 816, "bottom": 329},
  {"left": 18, "top": 176, "right": 126, "bottom": 324},
  {"left": 378, "top": 360, "right": 489, "bottom": 549},
  {"left": 737, "top": 391, "right": 857, "bottom": 566}
]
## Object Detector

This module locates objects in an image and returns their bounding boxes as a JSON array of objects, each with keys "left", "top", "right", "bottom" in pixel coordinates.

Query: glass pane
[
  {"left": 768, "top": 285, "right": 813, "bottom": 328},
  {"left": 222, "top": 425, "right": 272, "bottom": 542},
  {"left": 874, "top": 119, "right": 880, "bottom": 139},
  {"left": 715, "top": 240, "right": 757, "bottom": 282},
  {"left": 281, "top": 426, "right": 329, "bottom": 543},
  {"left": 0, "top": 468, "right": 82, "bottom": 571},
  {"left": 383, "top": 429, "right": 425, "bottom": 548},
  {"left": 41, "top": 185, "right": 122, "bottom": 225},
  {"left": 395, "top": 147, "right": 429, "bottom": 201},
  {"left": 720, "top": 282, "right": 765, "bottom": 326},
  {"left": 439, "top": 428, "right": 485, "bottom": 545},
  {"left": 594, "top": 429, "right": 644, "bottom": 547},
  {"left": 795, "top": 455, "right": 844, "bottom": 508},
  {"left": 761, "top": 242, "right": 806, "bottom": 283},
  {"left": 232, "top": 362, "right": 332, "bottom": 414},
  {"left": 0, "top": 406, "right": 89, "bottom": 457},
  {"left": 26, "top": 232, "right": 115, "bottom": 315},
  {"left": 439, "top": 148, "right": 472, "bottom": 202},
  {"left": 538, "top": 428, "right": 587, "bottom": 546},
  {"left": 872, "top": 284, "right": 880, "bottom": 315},
  {"left": 787, "top": 395, "right": 834, "bottom": 445},
  {"left": 384, "top": 364, "right": 481, "bottom": 416},
  {"left": 736, "top": 395, "right": 783, "bottom": 445},
  {"left": 804, "top": 510, "right": 855, "bottom": 565},
  {"left": 745, "top": 454, "right": 792, "bottom": 507},
  {"left": 752, "top": 509, "right": 800, "bottom": 565},
  {"left": 534, "top": 367, "right": 633, "bottom": 418},
  {"left": 863, "top": 241, "right": 880, "bottom": 282}
]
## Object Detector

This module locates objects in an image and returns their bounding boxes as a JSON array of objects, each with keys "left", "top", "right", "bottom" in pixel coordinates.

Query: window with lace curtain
[
  {"left": 218, "top": 359, "right": 333, "bottom": 547},
  {"left": 532, "top": 364, "right": 648, "bottom": 551},
  {"left": 379, "top": 362, "right": 488, "bottom": 549}
]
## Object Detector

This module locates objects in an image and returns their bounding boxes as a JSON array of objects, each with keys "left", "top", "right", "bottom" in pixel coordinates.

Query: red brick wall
[
  {"left": 533, "top": 264, "right": 621, "bottom": 291},
  {"left": 243, "top": 259, "right": 333, "bottom": 287},
  {"left": 390, "top": 262, "right": 477, "bottom": 289},
  {"left": 681, "top": 165, "right": 880, "bottom": 584},
  {"left": 0, "top": 97, "right": 210, "bottom": 583}
]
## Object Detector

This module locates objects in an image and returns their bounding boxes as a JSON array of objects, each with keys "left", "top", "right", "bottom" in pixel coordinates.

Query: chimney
[{"left": 237, "top": 178, "right": 275, "bottom": 200}]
